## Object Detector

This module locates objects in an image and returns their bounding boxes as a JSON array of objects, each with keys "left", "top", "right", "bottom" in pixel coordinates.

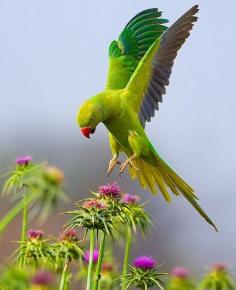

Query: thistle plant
[
  {"left": 0, "top": 157, "right": 235, "bottom": 290},
  {"left": 167, "top": 267, "right": 195, "bottom": 290},
  {"left": 199, "top": 264, "right": 235, "bottom": 290},
  {"left": 119, "top": 192, "right": 151, "bottom": 290},
  {"left": 65, "top": 190, "right": 117, "bottom": 290},
  {"left": 99, "top": 262, "right": 118, "bottom": 290},
  {"left": 2, "top": 156, "right": 34, "bottom": 195},
  {"left": 122, "top": 256, "right": 167, "bottom": 290},
  {"left": 54, "top": 229, "right": 83, "bottom": 290},
  {"left": 14, "top": 229, "right": 54, "bottom": 269},
  {"left": 0, "top": 157, "right": 68, "bottom": 234}
]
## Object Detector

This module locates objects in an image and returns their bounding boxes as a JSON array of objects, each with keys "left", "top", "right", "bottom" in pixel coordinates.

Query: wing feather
[
  {"left": 125, "top": 5, "right": 199, "bottom": 127},
  {"left": 106, "top": 9, "right": 168, "bottom": 90}
]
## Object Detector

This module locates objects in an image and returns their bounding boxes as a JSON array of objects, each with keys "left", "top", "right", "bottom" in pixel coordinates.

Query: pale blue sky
[{"left": 0, "top": 0, "right": 235, "bottom": 273}]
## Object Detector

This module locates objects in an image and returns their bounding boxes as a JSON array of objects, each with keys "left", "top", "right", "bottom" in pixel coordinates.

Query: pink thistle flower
[
  {"left": 133, "top": 256, "right": 156, "bottom": 270},
  {"left": 27, "top": 229, "right": 44, "bottom": 240},
  {"left": 60, "top": 229, "right": 78, "bottom": 242},
  {"left": 98, "top": 182, "right": 121, "bottom": 198},
  {"left": 83, "top": 199, "right": 107, "bottom": 209},
  {"left": 122, "top": 193, "right": 140, "bottom": 204},
  {"left": 32, "top": 270, "right": 54, "bottom": 285},
  {"left": 15, "top": 156, "right": 32, "bottom": 166},
  {"left": 83, "top": 248, "right": 99, "bottom": 264},
  {"left": 213, "top": 263, "right": 227, "bottom": 271},
  {"left": 171, "top": 267, "right": 189, "bottom": 278}
]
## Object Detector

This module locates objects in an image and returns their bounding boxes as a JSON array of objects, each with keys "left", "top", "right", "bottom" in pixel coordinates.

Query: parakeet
[{"left": 77, "top": 5, "right": 217, "bottom": 230}]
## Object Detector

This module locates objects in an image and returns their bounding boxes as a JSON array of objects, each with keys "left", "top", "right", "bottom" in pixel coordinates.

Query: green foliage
[
  {"left": 0, "top": 157, "right": 235, "bottom": 290},
  {"left": 167, "top": 277, "right": 195, "bottom": 290},
  {"left": 121, "top": 201, "right": 152, "bottom": 235},
  {"left": 0, "top": 161, "right": 68, "bottom": 233},
  {"left": 14, "top": 237, "right": 54, "bottom": 268},
  {"left": 2, "top": 163, "right": 43, "bottom": 196},
  {"left": 199, "top": 267, "right": 235, "bottom": 290},
  {"left": 0, "top": 267, "right": 29, "bottom": 290},
  {"left": 53, "top": 237, "right": 84, "bottom": 270}
]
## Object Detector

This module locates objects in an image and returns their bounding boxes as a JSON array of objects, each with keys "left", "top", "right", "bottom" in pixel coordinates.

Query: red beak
[{"left": 81, "top": 127, "right": 95, "bottom": 138}]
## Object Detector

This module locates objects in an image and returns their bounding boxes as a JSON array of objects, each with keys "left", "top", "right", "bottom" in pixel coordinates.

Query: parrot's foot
[
  {"left": 119, "top": 155, "right": 139, "bottom": 176},
  {"left": 107, "top": 155, "right": 121, "bottom": 176}
]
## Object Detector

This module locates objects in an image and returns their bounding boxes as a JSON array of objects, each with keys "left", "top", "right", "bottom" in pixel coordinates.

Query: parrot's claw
[
  {"left": 107, "top": 155, "right": 121, "bottom": 176},
  {"left": 119, "top": 156, "right": 139, "bottom": 176}
]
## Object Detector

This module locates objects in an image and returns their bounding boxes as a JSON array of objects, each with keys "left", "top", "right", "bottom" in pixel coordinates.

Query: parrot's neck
[{"left": 92, "top": 90, "right": 122, "bottom": 123}]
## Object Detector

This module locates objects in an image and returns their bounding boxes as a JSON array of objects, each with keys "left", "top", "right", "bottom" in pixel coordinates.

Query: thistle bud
[{"left": 44, "top": 166, "right": 64, "bottom": 185}]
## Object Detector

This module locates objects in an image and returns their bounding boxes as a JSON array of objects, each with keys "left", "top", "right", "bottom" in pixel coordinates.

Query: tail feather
[{"left": 128, "top": 156, "right": 218, "bottom": 231}]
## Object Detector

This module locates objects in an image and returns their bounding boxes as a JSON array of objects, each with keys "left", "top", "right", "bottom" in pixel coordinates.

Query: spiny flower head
[
  {"left": 98, "top": 182, "right": 121, "bottom": 198},
  {"left": 133, "top": 255, "right": 156, "bottom": 270},
  {"left": 124, "top": 256, "right": 166, "bottom": 289},
  {"left": 27, "top": 229, "right": 44, "bottom": 241},
  {"left": 83, "top": 248, "right": 99, "bottom": 264},
  {"left": 15, "top": 155, "right": 32, "bottom": 166},
  {"left": 60, "top": 229, "right": 78, "bottom": 242},
  {"left": 54, "top": 229, "right": 83, "bottom": 267},
  {"left": 66, "top": 197, "right": 115, "bottom": 235},
  {"left": 83, "top": 199, "right": 107, "bottom": 210},
  {"left": 213, "top": 263, "right": 227, "bottom": 272},
  {"left": 171, "top": 267, "right": 189, "bottom": 278},
  {"left": 122, "top": 193, "right": 140, "bottom": 204},
  {"left": 44, "top": 165, "right": 64, "bottom": 185},
  {"left": 32, "top": 270, "right": 54, "bottom": 285}
]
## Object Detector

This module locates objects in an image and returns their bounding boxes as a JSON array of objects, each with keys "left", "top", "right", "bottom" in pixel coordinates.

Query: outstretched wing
[
  {"left": 106, "top": 9, "right": 168, "bottom": 90},
  {"left": 125, "top": 5, "right": 199, "bottom": 127}
]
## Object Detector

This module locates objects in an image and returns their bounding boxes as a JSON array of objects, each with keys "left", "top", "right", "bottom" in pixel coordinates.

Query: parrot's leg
[
  {"left": 108, "top": 155, "right": 121, "bottom": 176},
  {"left": 119, "top": 130, "right": 141, "bottom": 175},
  {"left": 119, "top": 155, "right": 139, "bottom": 175},
  {"left": 107, "top": 133, "right": 121, "bottom": 176}
]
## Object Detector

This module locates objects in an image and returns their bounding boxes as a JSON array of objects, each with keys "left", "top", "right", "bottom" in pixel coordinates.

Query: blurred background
[{"left": 0, "top": 0, "right": 235, "bottom": 278}]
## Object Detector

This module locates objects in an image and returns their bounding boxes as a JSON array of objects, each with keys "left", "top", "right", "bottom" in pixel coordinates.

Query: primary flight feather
[{"left": 77, "top": 5, "right": 217, "bottom": 230}]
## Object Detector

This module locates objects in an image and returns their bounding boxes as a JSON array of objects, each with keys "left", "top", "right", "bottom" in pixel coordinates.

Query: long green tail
[{"left": 129, "top": 155, "right": 218, "bottom": 231}]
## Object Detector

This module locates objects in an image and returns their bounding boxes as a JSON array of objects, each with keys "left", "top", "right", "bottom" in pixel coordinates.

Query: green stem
[
  {"left": 122, "top": 227, "right": 132, "bottom": 290},
  {"left": 59, "top": 255, "right": 69, "bottom": 290},
  {"left": 93, "top": 231, "right": 106, "bottom": 290},
  {"left": 20, "top": 194, "right": 28, "bottom": 268},
  {"left": 87, "top": 229, "right": 95, "bottom": 290}
]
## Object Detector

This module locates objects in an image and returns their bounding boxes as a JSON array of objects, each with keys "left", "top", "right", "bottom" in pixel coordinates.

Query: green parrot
[{"left": 77, "top": 5, "right": 217, "bottom": 230}]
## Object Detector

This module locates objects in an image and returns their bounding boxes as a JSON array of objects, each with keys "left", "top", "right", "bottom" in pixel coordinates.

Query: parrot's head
[{"left": 77, "top": 99, "right": 104, "bottom": 139}]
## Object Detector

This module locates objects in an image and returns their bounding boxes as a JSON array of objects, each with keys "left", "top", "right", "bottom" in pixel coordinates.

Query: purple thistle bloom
[
  {"left": 171, "top": 267, "right": 189, "bottom": 278},
  {"left": 27, "top": 229, "right": 44, "bottom": 240},
  {"left": 15, "top": 155, "right": 32, "bottom": 166},
  {"left": 83, "top": 248, "right": 99, "bottom": 264},
  {"left": 122, "top": 193, "right": 140, "bottom": 204},
  {"left": 32, "top": 270, "right": 54, "bottom": 285},
  {"left": 133, "top": 256, "right": 156, "bottom": 270},
  {"left": 98, "top": 182, "right": 121, "bottom": 198}
]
